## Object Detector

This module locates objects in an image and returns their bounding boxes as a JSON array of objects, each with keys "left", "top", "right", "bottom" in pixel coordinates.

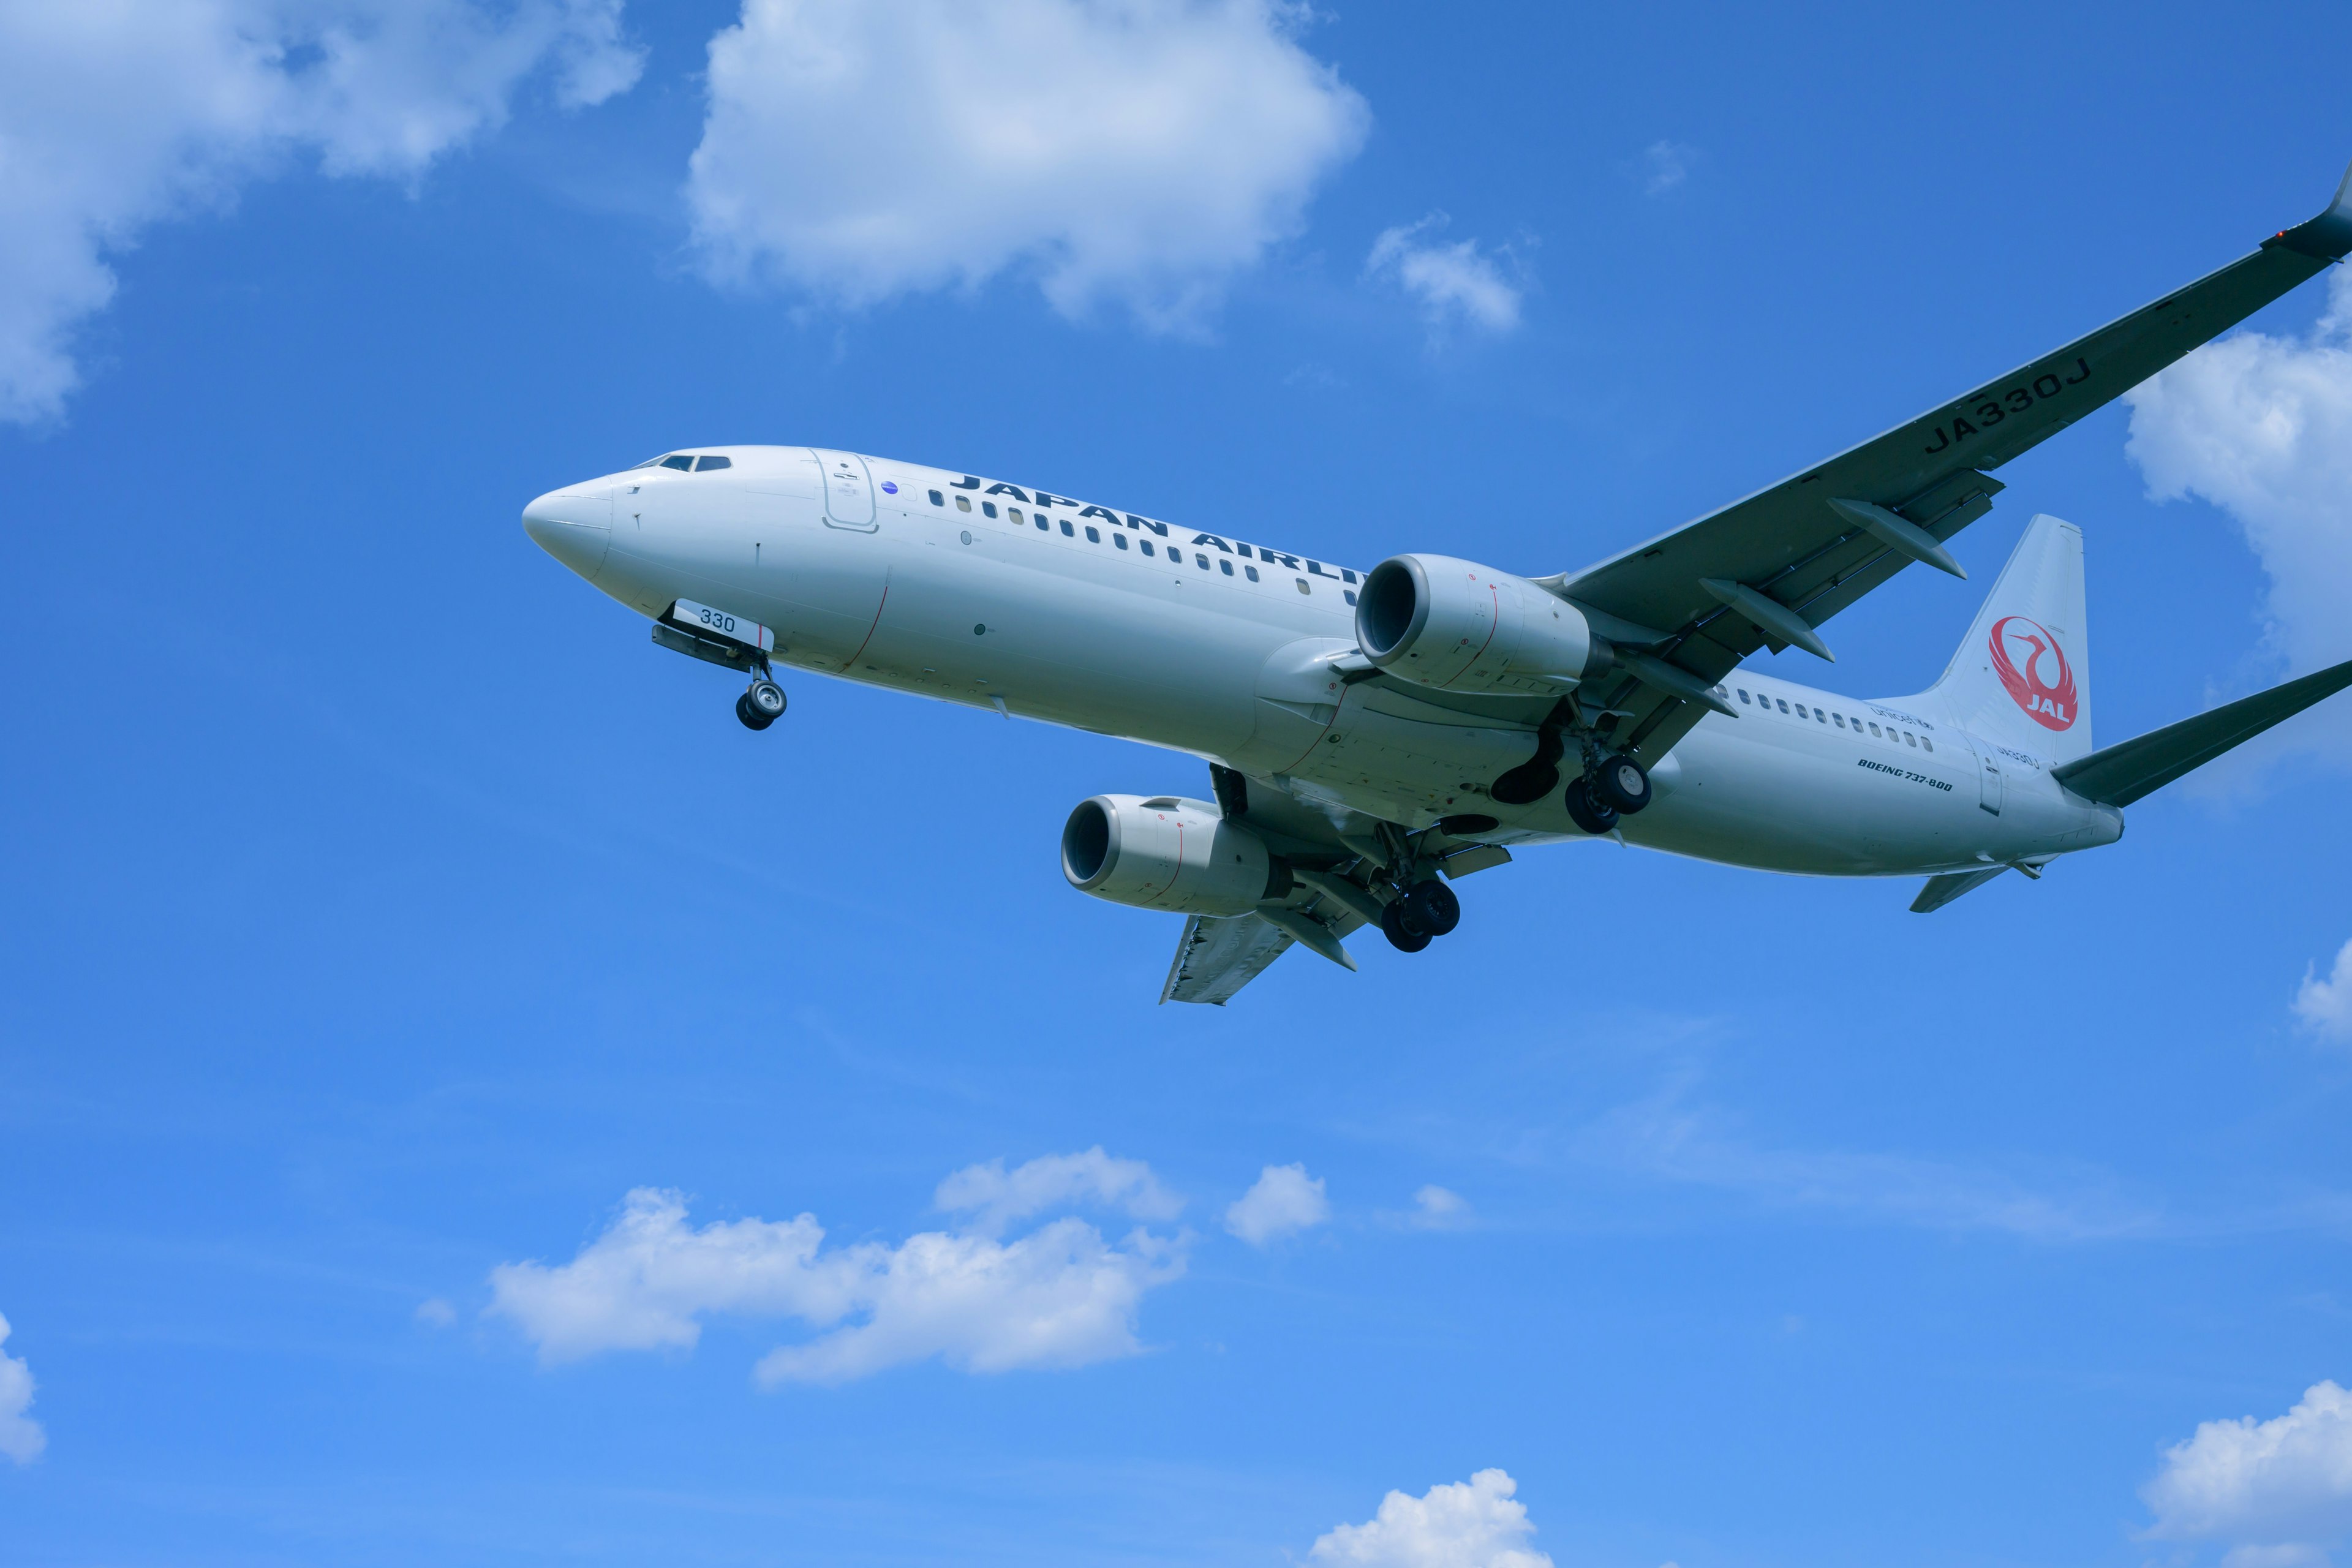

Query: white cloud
[
  {"left": 2143, "top": 1381, "right": 2352, "bottom": 1562},
  {"left": 2125, "top": 268, "right": 2352, "bottom": 763},
  {"left": 1225, "top": 1161, "right": 1329, "bottom": 1246},
  {"left": 414, "top": 1297, "right": 457, "bottom": 1327},
  {"left": 1638, "top": 139, "right": 1695, "bottom": 195},
  {"left": 933, "top": 1146, "right": 1182, "bottom": 1235},
  {"left": 686, "top": 0, "right": 1369, "bottom": 331},
  {"left": 486, "top": 1157, "right": 1187, "bottom": 1384},
  {"left": 1310, "top": 1469, "right": 1553, "bottom": 1568},
  {"left": 1580, "top": 1077, "right": 2155, "bottom": 1240},
  {"left": 0, "top": 1, "right": 641, "bottom": 423},
  {"left": 2295, "top": 940, "right": 2352, "bottom": 1044},
  {"left": 755, "top": 1217, "right": 1181, "bottom": 1385},
  {"left": 1365, "top": 214, "right": 1524, "bottom": 337},
  {"left": 1408, "top": 1184, "right": 1471, "bottom": 1227},
  {"left": 0, "top": 1312, "right": 45, "bottom": 1464},
  {"left": 2224, "top": 1547, "right": 2329, "bottom": 1568}
]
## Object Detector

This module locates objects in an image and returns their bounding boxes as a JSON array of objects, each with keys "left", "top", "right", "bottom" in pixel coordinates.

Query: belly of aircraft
[{"left": 1625, "top": 720, "right": 1985, "bottom": 875}]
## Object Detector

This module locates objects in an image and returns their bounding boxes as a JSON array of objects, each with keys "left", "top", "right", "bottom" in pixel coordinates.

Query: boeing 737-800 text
[{"left": 524, "top": 161, "right": 2352, "bottom": 1003}]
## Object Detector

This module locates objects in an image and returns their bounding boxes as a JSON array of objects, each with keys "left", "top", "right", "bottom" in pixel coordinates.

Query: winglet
[{"left": 2264, "top": 156, "right": 2352, "bottom": 260}]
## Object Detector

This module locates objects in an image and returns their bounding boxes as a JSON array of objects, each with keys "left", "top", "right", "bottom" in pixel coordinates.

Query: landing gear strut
[{"left": 737, "top": 668, "right": 786, "bottom": 731}]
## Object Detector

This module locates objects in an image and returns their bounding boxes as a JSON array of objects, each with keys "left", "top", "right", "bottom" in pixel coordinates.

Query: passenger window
[
  {"left": 955, "top": 495, "right": 971, "bottom": 513},
  {"left": 1061, "top": 519, "right": 1075, "bottom": 537},
  {"left": 1921, "top": 737, "right": 1933, "bottom": 753},
  {"left": 1776, "top": 699, "right": 1789, "bottom": 714},
  {"left": 1036, "top": 516, "right": 1047, "bottom": 530},
  {"left": 982, "top": 502, "right": 998, "bottom": 518},
  {"left": 1817, "top": 710, "right": 1828, "bottom": 723},
  {"left": 1219, "top": 558, "right": 1233, "bottom": 575},
  {"left": 695, "top": 455, "right": 731, "bottom": 471},
  {"left": 1141, "top": 541, "right": 1155, "bottom": 557},
  {"left": 661, "top": 455, "right": 694, "bottom": 471},
  {"left": 929, "top": 489, "right": 944, "bottom": 506},
  {"left": 1344, "top": 590, "right": 1357, "bottom": 606},
  {"left": 1087, "top": 526, "right": 1102, "bottom": 543},
  {"left": 1009, "top": 508, "right": 1024, "bottom": 524},
  {"left": 1833, "top": 713, "right": 1845, "bottom": 728},
  {"left": 1198, "top": 556, "right": 1212, "bottom": 571},
  {"left": 1246, "top": 565, "right": 1260, "bottom": 581},
  {"left": 1295, "top": 578, "right": 1310, "bottom": 593},
  {"left": 1904, "top": 732, "right": 1917, "bottom": 747},
  {"left": 1738, "top": 689, "right": 1750, "bottom": 704},
  {"left": 1114, "top": 532, "right": 1129, "bottom": 550},
  {"left": 1869, "top": 722, "right": 1881, "bottom": 736}
]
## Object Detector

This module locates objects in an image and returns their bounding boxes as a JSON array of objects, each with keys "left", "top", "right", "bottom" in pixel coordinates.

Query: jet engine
[
  {"left": 1061, "top": 794, "right": 1290, "bottom": 917},
  {"left": 1355, "top": 554, "right": 1613, "bottom": 696}
]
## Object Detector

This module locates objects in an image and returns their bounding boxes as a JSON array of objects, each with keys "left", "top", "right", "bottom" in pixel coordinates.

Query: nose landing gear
[{"left": 736, "top": 674, "right": 786, "bottom": 731}]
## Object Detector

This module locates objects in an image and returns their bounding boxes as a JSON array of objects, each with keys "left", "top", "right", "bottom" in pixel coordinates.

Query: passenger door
[
  {"left": 812, "top": 449, "right": 878, "bottom": 531},
  {"left": 1967, "top": 734, "right": 2004, "bottom": 816}
]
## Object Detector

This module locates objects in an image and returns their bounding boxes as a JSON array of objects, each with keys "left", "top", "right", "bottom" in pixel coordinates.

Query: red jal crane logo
[{"left": 1989, "top": 616, "right": 2077, "bottom": 731}]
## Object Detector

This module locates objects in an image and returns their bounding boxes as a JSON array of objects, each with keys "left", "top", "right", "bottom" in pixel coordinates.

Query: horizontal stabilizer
[
  {"left": 2052, "top": 658, "right": 2352, "bottom": 807},
  {"left": 1910, "top": 865, "right": 2007, "bottom": 914}
]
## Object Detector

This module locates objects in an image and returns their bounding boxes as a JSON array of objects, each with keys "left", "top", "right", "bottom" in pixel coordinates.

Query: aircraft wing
[
  {"left": 1160, "top": 903, "right": 1368, "bottom": 1005},
  {"left": 1161, "top": 913, "right": 1291, "bottom": 1005},
  {"left": 1552, "top": 160, "right": 2352, "bottom": 769}
]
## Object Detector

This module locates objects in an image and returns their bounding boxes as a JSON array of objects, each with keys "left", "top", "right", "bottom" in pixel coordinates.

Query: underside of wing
[
  {"left": 1160, "top": 913, "right": 1290, "bottom": 1005},
  {"left": 1547, "top": 159, "right": 2352, "bottom": 769},
  {"left": 1159, "top": 903, "right": 1369, "bottom": 1005}
]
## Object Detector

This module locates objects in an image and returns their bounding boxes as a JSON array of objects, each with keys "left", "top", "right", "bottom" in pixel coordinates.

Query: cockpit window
[
  {"left": 695, "top": 454, "right": 732, "bottom": 471},
  {"left": 660, "top": 455, "right": 695, "bottom": 471},
  {"left": 630, "top": 454, "right": 668, "bottom": 469}
]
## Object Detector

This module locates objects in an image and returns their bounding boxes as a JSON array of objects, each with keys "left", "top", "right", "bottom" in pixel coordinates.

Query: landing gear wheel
[
  {"left": 1564, "top": 776, "right": 1619, "bottom": 835},
  {"left": 1380, "top": 900, "right": 1432, "bottom": 953},
  {"left": 1398, "top": 878, "right": 1460, "bottom": 938},
  {"left": 738, "top": 679, "right": 786, "bottom": 731},
  {"left": 1592, "top": 753, "right": 1651, "bottom": 815}
]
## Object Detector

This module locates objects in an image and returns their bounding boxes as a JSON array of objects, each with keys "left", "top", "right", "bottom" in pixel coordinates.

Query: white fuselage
[{"left": 524, "top": 447, "right": 2122, "bottom": 880}]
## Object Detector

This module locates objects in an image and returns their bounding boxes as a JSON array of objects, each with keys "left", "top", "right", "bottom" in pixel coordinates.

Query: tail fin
[{"left": 1922, "top": 514, "right": 2093, "bottom": 762}]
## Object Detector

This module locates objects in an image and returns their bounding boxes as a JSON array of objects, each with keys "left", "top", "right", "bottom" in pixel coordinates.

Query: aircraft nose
[{"left": 522, "top": 484, "right": 612, "bottom": 582}]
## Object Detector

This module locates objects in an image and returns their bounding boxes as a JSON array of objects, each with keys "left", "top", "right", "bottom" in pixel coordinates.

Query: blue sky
[{"left": 6, "top": 3, "right": 2352, "bottom": 1564}]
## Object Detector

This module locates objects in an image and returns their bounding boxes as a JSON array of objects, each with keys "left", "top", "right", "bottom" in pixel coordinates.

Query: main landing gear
[
  {"left": 736, "top": 672, "right": 787, "bottom": 731},
  {"left": 1379, "top": 877, "right": 1461, "bottom": 952},
  {"left": 1564, "top": 750, "right": 1652, "bottom": 835}
]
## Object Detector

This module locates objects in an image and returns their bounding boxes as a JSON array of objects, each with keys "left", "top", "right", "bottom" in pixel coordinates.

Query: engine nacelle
[
  {"left": 1061, "top": 794, "right": 1288, "bottom": 917},
  {"left": 1355, "top": 553, "right": 1610, "bottom": 696}
]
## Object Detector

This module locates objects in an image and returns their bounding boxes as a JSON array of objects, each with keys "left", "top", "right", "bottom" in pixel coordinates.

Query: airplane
[{"left": 523, "top": 160, "right": 2352, "bottom": 1005}]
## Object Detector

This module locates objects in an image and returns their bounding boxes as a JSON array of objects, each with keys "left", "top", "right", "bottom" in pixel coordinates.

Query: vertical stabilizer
[{"left": 1922, "top": 514, "right": 2093, "bottom": 762}]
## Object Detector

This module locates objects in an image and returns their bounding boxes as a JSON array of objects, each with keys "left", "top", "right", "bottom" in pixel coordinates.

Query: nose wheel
[{"left": 737, "top": 676, "right": 786, "bottom": 731}]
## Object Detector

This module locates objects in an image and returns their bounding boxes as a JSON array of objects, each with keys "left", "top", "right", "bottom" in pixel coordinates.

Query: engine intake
[
  {"left": 1356, "top": 554, "right": 1611, "bottom": 696},
  {"left": 1061, "top": 794, "right": 1287, "bottom": 917}
]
